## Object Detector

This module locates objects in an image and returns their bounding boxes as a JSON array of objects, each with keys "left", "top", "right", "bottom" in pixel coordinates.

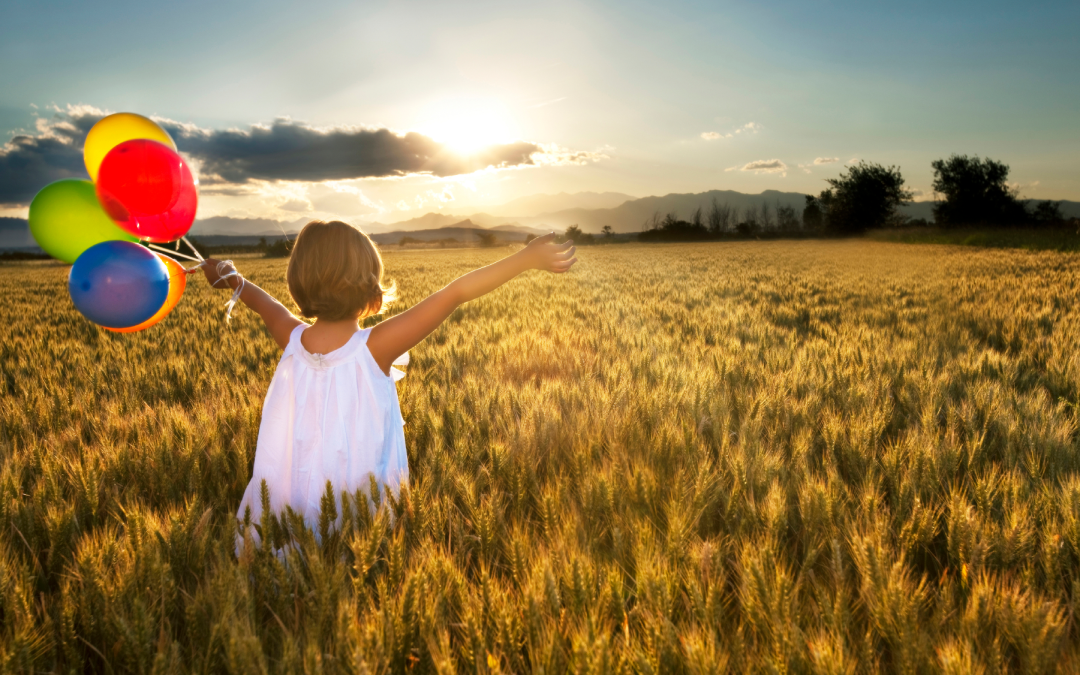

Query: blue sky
[{"left": 2, "top": 0, "right": 1078, "bottom": 223}]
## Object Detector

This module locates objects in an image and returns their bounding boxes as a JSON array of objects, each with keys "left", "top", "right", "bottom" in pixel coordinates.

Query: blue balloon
[{"left": 69, "top": 241, "right": 169, "bottom": 328}]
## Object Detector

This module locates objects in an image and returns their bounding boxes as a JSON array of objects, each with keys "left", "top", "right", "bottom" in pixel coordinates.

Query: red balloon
[{"left": 95, "top": 139, "right": 198, "bottom": 243}]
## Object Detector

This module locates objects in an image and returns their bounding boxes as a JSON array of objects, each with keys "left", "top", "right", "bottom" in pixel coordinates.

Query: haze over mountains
[
  {"left": 360, "top": 190, "right": 1076, "bottom": 235},
  {"left": 3, "top": 190, "right": 1079, "bottom": 251},
  {"left": 478, "top": 191, "right": 636, "bottom": 217}
]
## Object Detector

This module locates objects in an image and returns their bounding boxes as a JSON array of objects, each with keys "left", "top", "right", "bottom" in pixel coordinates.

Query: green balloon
[{"left": 28, "top": 179, "right": 137, "bottom": 264}]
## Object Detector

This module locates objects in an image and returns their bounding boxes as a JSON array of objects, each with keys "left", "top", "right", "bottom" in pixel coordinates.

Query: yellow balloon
[{"left": 83, "top": 113, "right": 176, "bottom": 182}]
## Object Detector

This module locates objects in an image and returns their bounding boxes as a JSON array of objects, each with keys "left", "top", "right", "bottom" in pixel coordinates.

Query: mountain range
[
  {"left": 367, "top": 220, "right": 546, "bottom": 245},
  {"left": 3, "top": 190, "right": 1078, "bottom": 251}
]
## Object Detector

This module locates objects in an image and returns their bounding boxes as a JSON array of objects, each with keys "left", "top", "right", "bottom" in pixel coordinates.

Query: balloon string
[
  {"left": 210, "top": 260, "right": 245, "bottom": 324},
  {"left": 150, "top": 237, "right": 240, "bottom": 323},
  {"left": 147, "top": 243, "right": 202, "bottom": 263},
  {"left": 181, "top": 236, "right": 205, "bottom": 262}
]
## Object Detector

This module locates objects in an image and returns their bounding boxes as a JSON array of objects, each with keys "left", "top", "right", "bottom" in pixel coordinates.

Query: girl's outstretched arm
[
  {"left": 202, "top": 259, "right": 305, "bottom": 349},
  {"left": 367, "top": 233, "right": 576, "bottom": 375}
]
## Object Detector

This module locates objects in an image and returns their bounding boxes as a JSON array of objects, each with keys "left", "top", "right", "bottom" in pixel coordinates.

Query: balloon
[
  {"left": 95, "top": 139, "right": 198, "bottom": 243},
  {"left": 104, "top": 255, "right": 188, "bottom": 333},
  {"left": 84, "top": 112, "right": 176, "bottom": 182},
  {"left": 68, "top": 241, "right": 169, "bottom": 328},
  {"left": 28, "top": 179, "right": 138, "bottom": 264}
]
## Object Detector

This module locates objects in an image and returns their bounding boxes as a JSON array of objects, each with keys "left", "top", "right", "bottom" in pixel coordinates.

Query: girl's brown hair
[{"left": 286, "top": 220, "right": 396, "bottom": 321}]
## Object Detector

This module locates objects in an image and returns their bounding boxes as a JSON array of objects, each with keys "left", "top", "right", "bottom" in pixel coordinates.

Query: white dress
[{"left": 235, "top": 324, "right": 408, "bottom": 540}]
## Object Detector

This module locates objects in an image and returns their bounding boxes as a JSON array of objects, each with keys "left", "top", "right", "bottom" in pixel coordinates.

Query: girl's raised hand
[
  {"left": 200, "top": 258, "right": 237, "bottom": 289},
  {"left": 524, "top": 232, "right": 578, "bottom": 273}
]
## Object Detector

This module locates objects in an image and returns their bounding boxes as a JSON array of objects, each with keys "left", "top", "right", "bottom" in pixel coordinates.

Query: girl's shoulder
[{"left": 282, "top": 323, "right": 309, "bottom": 355}]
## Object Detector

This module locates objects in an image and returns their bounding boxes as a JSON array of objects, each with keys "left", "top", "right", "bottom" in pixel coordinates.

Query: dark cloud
[
  {"left": 168, "top": 120, "right": 544, "bottom": 184},
  {"left": 1, "top": 108, "right": 595, "bottom": 206},
  {"left": 0, "top": 119, "right": 93, "bottom": 204}
]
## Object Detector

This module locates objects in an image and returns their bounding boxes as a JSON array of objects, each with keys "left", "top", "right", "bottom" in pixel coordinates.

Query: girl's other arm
[
  {"left": 367, "top": 233, "right": 576, "bottom": 375},
  {"left": 202, "top": 259, "right": 305, "bottom": 349}
]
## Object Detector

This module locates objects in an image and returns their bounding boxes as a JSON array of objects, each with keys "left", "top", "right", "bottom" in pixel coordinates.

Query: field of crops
[{"left": 2, "top": 240, "right": 1080, "bottom": 673}]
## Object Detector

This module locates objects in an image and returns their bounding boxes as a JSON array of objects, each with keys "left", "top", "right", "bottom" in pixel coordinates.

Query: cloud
[
  {"left": 1007, "top": 180, "right": 1040, "bottom": 195},
  {"left": 813, "top": 157, "right": 840, "bottom": 165},
  {"left": 278, "top": 198, "right": 312, "bottom": 212},
  {"left": 178, "top": 120, "right": 551, "bottom": 184},
  {"left": 699, "top": 122, "right": 760, "bottom": 142},
  {"left": 308, "top": 181, "right": 384, "bottom": 217},
  {"left": 198, "top": 185, "right": 258, "bottom": 197},
  {"left": 529, "top": 143, "right": 608, "bottom": 167},
  {"left": 0, "top": 105, "right": 604, "bottom": 206},
  {"left": 0, "top": 106, "right": 101, "bottom": 205},
  {"left": 740, "top": 159, "right": 787, "bottom": 176}
]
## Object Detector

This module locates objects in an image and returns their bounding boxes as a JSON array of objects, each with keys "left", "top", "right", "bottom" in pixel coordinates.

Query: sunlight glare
[{"left": 423, "top": 98, "right": 516, "bottom": 155}]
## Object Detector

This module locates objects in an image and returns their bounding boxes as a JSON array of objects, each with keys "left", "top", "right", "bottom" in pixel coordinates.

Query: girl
[{"left": 202, "top": 221, "right": 576, "bottom": 543}]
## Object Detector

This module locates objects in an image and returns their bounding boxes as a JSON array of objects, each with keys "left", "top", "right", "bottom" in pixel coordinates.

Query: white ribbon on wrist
[{"left": 210, "top": 260, "right": 245, "bottom": 324}]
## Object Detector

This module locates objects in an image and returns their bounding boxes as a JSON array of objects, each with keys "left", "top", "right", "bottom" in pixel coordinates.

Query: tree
[
  {"left": 264, "top": 238, "right": 291, "bottom": 258},
  {"left": 802, "top": 196, "right": 824, "bottom": 231},
  {"left": 707, "top": 198, "right": 732, "bottom": 235},
  {"left": 691, "top": 206, "right": 703, "bottom": 230},
  {"left": 759, "top": 202, "right": 774, "bottom": 230},
  {"left": 477, "top": 232, "right": 497, "bottom": 247},
  {"left": 565, "top": 224, "right": 584, "bottom": 242},
  {"left": 601, "top": 225, "right": 614, "bottom": 238},
  {"left": 735, "top": 207, "right": 758, "bottom": 236},
  {"left": 817, "top": 161, "right": 912, "bottom": 233},
  {"left": 1030, "top": 200, "right": 1063, "bottom": 227},
  {"left": 931, "top": 155, "right": 1027, "bottom": 227},
  {"left": 637, "top": 211, "right": 710, "bottom": 242},
  {"left": 776, "top": 202, "right": 800, "bottom": 231}
]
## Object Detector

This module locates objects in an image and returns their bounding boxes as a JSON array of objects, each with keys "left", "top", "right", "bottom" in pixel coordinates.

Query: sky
[{"left": 2, "top": 0, "right": 1078, "bottom": 225}]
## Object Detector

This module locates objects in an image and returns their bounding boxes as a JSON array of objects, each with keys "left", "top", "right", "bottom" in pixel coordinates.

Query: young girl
[{"left": 202, "top": 221, "right": 576, "bottom": 543}]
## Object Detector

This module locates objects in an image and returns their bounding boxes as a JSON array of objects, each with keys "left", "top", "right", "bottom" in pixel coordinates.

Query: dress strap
[
  {"left": 358, "top": 327, "right": 409, "bottom": 381},
  {"left": 283, "top": 323, "right": 308, "bottom": 355}
]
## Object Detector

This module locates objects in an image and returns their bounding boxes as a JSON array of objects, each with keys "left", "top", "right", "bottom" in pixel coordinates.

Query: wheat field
[{"left": 2, "top": 241, "right": 1080, "bottom": 673}]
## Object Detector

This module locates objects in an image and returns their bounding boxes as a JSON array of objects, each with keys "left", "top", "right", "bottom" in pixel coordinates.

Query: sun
[{"left": 422, "top": 98, "right": 516, "bottom": 155}]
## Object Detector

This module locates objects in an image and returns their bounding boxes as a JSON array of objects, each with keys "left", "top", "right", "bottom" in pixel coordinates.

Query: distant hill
[
  {"left": 4, "top": 192, "right": 1078, "bottom": 252},
  {"left": 497, "top": 193, "right": 1080, "bottom": 233},
  {"left": 369, "top": 219, "right": 537, "bottom": 245},
  {"left": 189, "top": 216, "right": 307, "bottom": 237},
  {"left": 896, "top": 200, "right": 1080, "bottom": 222},
  {"left": 899, "top": 202, "right": 937, "bottom": 221},
  {"left": 367, "top": 212, "right": 548, "bottom": 235},
  {"left": 514, "top": 189, "right": 811, "bottom": 233},
  {"left": 484, "top": 191, "right": 635, "bottom": 217},
  {"left": 365, "top": 212, "right": 462, "bottom": 232},
  {"left": 0, "top": 217, "right": 36, "bottom": 249}
]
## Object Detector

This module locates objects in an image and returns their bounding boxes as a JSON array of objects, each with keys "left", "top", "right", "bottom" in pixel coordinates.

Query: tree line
[{"left": 562, "top": 155, "right": 1072, "bottom": 243}]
